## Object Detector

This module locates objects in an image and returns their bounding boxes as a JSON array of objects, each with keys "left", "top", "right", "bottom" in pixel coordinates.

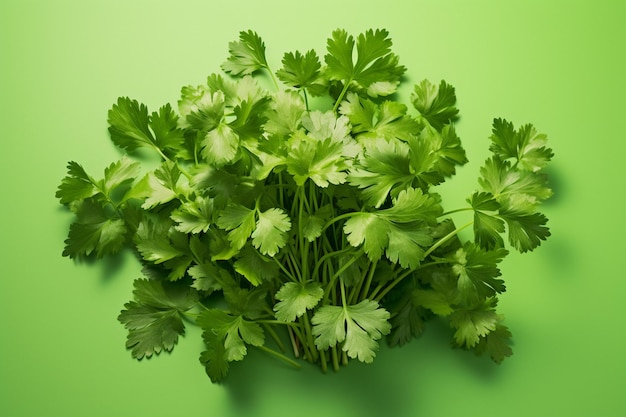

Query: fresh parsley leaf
[
  {"left": 325, "top": 28, "right": 405, "bottom": 97},
  {"left": 197, "top": 309, "right": 265, "bottom": 382},
  {"left": 118, "top": 278, "right": 198, "bottom": 359},
  {"left": 489, "top": 118, "right": 553, "bottom": 172},
  {"left": 62, "top": 199, "right": 127, "bottom": 258},
  {"left": 312, "top": 299, "right": 391, "bottom": 363},
  {"left": 276, "top": 49, "right": 326, "bottom": 95},
  {"left": 411, "top": 79, "right": 459, "bottom": 130},
  {"left": 221, "top": 30, "right": 270, "bottom": 76},
  {"left": 108, "top": 98, "right": 183, "bottom": 157},
  {"left": 274, "top": 281, "right": 324, "bottom": 322}
]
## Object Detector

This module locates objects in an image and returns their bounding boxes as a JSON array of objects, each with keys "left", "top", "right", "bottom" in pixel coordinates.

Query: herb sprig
[{"left": 57, "top": 29, "right": 553, "bottom": 382}]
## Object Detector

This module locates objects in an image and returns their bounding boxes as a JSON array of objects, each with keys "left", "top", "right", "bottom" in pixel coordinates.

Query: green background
[{"left": 1, "top": 0, "right": 624, "bottom": 416}]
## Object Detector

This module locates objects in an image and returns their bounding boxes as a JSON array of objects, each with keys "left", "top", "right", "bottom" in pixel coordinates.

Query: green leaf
[
  {"left": 449, "top": 303, "right": 499, "bottom": 348},
  {"left": 500, "top": 208, "right": 551, "bottom": 253},
  {"left": 188, "top": 261, "right": 235, "bottom": 293},
  {"left": 474, "top": 323, "right": 513, "bottom": 363},
  {"left": 413, "top": 289, "right": 454, "bottom": 316},
  {"left": 216, "top": 204, "right": 257, "bottom": 253},
  {"left": 276, "top": 49, "right": 325, "bottom": 94},
  {"left": 489, "top": 118, "right": 553, "bottom": 172},
  {"left": 312, "top": 299, "right": 391, "bottom": 363},
  {"left": 170, "top": 195, "right": 214, "bottom": 234},
  {"left": 197, "top": 309, "right": 265, "bottom": 382},
  {"left": 118, "top": 278, "right": 198, "bottom": 359},
  {"left": 344, "top": 189, "right": 437, "bottom": 268},
  {"left": 233, "top": 245, "right": 280, "bottom": 286},
  {"left": 222, "top": 30, "right": 270, "bottom": 76},
  {"left": 274, "top": 281, "right": 324, "bottom": 322},
  {"left": 56, "top": 161, "right": 99, "bottom": 205},
  {"left": 263, "top": 90, "right": 306, "bottom": 138},
  {"left": 411, "top": 79, "right": 459, "bottom": 130},
  {"left": 202, "top": 123, "right": 240, "bottom": 167},
  {"left": 286, "top": 113, "right": 357, "bottom": 187},
  {"left": 340, "top": 93, "right": 420, "bottom": 141},
  {"left": 142, "top": 161, "right": 188, "bottom": 210},
  {"left": 479, "top": 156, "right": 553, "bottom": 208},
  {"left": 108, "top": 97, "right": 182, "bottom": 157},
  {"left": 179, "top": 86, "right": 225, "bottom": 131},
  {"left": 469, "top": 191, "right": 505, "bottom": 250},
  {"left": 449, "top": 242, "right": 508, "bottom": 301},
  {"left": 62, "top": 199, "right": 127, "bottom": 258},
  {"left": 251, "top": 208, "right": 291, "bottom": 256},
  {"left": 325, "top": 28, "right": 405, "bottom": 97},
  {"left": 134, "top": 215, "right": 193, "bottom": 280},
  {"left": 348, "top": 138, "right": 413, "bottom": 207},
  {"left": 386, "top": 292, "right": 425, "bottom": 347},
  {"left": 149, "top": 103, "right": 186, "bottom": 155}
]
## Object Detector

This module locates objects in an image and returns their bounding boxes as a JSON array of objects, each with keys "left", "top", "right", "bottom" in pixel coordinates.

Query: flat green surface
[{"left": 1, "top": 1, "right": 624, "bottom": 416}]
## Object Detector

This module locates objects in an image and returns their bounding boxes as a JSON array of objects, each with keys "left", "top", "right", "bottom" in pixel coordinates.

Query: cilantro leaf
[
  {"left": 134, "top": 215, "right": 193, "bottom": 281},
  {"left": 469, "top": 191, "right": 506, "bottom": 250},
  {"left": 449, "top": 301, "right": 499, "bottom": 348},
  {"left": 263, "top": 90, "right": 306, "bottom": 138},
  {"left": 276, "top": 49, "right": 326, "bottom": 95},
  {"left": 348, "top": 138, "right": 413, "bottom": 207},
  {"left": 197, "top": 309, "right": 265, "bottom": 382},
  {"left": 286, "top": 112, "right": 357, "bottom": 187},
  {"left": 188, "top": 261, "right": 235, "bottom": 293},
  {"left": 62, "top": 199, "right": 128, "bottom": 259},
  {"left": 449, "top": 242, "right": 508, "bottom": 301},
  {"left": 56, "top": 161, "right": 99, "bottom": 205},
  {"left": 312, "top": 299, "right": 391, "bottom": 363},
  {"left": 170, "top": 195, "right": 214, "bottom": 234},
  {"left": 344, "top": 188, "right": 439, "bottom": 268},
  {"left": 325, "top": 29, "right": 405, "bottom": 97},
  {"left": 340, "top": 93, "right": 420, "bottom": 142},
  {"left": 274, "top": 281, "right": 324, "bottom": 322},
  {"left": 222, "top": 30, "right": 270, "bottom": 76},
  {"left": 233, "top": 245, "right": 280, "bottom": 286},
  {"left": 473, "top": 323, "right": 513, "bottom": 364},
  {"left": 216, "top": 203, "right": 257, "bottom": 253},
  {"left": 411, "top": 79, "right": 459, "bottom": 130},
  {"left": 251, "top": 208, "right": 291, "bottom": 256},
  {"left": 118, "top": 278, "right": 198, "bottom": 359},
  {"left": 108, "top": 98, "right": 183, "bottom": 157},
  {"left": 142, "top": 161, "right": 189, "bottom": 210},
  {"left": 489, "top": 118, "right": 553, "bottom": 172}
]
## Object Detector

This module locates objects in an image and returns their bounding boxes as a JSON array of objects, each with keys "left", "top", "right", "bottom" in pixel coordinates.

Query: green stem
[
  {"left": 332, "top": 78, "right": 353, "bottom": 113},
  {"left": 374, "top": 221, "right": 474, "bottom": 302},
  {"left": 256, "top": 345, "right": 301, "bottom": 369},
  {"left": 262, "top": 323, "right": 286, "bottom": 353},
  {"left": 323, "top": 252, "right": 362, "bottom": 303},
  {"left": 440, "top": 207, "right": 473, "bottom": 217},
  {"left": 359, "top": 259, "right": 378, "bottom": 301},
  {"left": 423, "top": 220, "right": 473, "bottom": 258}
]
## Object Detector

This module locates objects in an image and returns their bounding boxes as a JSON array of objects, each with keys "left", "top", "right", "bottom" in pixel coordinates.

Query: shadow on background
[{"left": 220, "top": 319, "right": 506, "bottom": 417}]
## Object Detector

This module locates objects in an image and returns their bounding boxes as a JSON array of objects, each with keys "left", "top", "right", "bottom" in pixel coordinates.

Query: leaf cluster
[{"left": 57, "top": 28, "right": 554, "bottom": 382}]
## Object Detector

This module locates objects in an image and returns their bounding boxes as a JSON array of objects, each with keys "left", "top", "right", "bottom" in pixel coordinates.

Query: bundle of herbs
[{"left": 56, "top": 29, "right": 553, "bottom": 382}]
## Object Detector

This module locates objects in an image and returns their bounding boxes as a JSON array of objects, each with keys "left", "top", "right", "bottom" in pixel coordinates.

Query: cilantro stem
[
  {"left": 255, "top": 345, "right": 301, "bottom": 369},
  {"left": 423, "top": 220, "right": 473, "bottom": 258},
  {"left": 331, "top": 346, "right": 340, "bottom": 372},
  {"left": 321, "top": 212, "right": 357, "bottom": 235},
  {"left": 440, "top": 207, "right": 473, "bottom": 217},
  {"left": 261, "top": 323, "right": 286, "bottom": 352},
  {"left": 332, "top": 79, "right": 353, "bottom": 113},
  {"left": 373, "top": 220, "right": 474, "bottom": 302},
  {"left": 323, "top": 253, "right": 362, "bottom": 303},
  {"left": 359, "top": 259, "right": 378, "bottom": 302}
]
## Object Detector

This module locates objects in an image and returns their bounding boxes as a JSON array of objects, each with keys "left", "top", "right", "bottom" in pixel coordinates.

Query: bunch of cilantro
[{"left": 56, "top": 29, "right": 553, "bottom": 382}]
